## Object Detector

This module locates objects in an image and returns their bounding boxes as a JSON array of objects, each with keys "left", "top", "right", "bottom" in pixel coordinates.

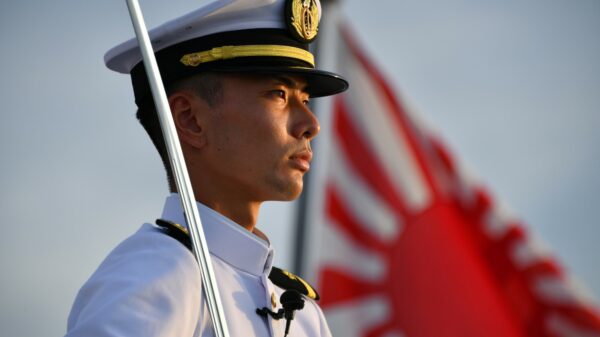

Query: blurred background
[{"left": 0, "top": 1, "right": 598, "bottom": 336}]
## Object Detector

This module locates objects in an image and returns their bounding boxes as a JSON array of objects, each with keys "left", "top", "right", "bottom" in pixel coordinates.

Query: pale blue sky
[{"left": 1, "top": 1, "right": 598, "bottom": 336}]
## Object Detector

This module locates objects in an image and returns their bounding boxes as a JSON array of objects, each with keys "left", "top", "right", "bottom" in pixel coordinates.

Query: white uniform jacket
[{"left": 65, "top": 194, "right": 332, "bottom": 337}]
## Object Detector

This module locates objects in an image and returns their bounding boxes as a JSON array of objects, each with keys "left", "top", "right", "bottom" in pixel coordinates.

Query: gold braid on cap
[{"left": 180, "top": 45, "right": 315, "bottom": 67}]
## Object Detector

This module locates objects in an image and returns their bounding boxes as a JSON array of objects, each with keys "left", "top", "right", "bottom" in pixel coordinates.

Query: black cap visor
[{"left": 207, "top": 65, "right": 348, "bottom": 98}]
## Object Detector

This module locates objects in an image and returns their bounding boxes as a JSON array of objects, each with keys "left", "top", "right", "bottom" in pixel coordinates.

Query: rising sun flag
[{"left": 307, "top": 21, "right": 600, "bottom": 337}]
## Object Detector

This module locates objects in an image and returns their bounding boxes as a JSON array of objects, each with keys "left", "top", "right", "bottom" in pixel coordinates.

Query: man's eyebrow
[{"left": 271, "top": 76, "right": 308, "bottom": 91}]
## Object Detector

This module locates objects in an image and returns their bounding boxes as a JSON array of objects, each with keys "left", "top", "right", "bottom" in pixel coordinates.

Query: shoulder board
[
  {"left": 155, "top": 219, "right": 192, "bottom": 251},
  {"left": 269, "top": 266, "right": 320, "bottom": 301}
]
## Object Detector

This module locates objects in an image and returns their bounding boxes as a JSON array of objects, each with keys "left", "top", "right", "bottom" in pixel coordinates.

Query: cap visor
[{"left": 208, "top": 66, "right": 348, "bottom": 97}]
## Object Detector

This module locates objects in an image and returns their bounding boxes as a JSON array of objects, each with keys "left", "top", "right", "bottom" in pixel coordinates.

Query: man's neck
[{"left": 195, "top": 197, "right": 261, "bottom": 232}]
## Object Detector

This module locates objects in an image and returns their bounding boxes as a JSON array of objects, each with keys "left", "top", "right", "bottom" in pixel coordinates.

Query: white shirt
[{"left": 65, "top": 194, "right": 332, "bottom": 337}]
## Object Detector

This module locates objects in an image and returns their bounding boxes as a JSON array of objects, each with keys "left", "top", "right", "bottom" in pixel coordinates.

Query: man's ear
[{"left": 169, "top": 92, "right": 207, "bottom": 149}]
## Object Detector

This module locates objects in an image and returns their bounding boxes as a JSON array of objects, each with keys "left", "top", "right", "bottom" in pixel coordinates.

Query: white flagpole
[{"left": 124, "top": 1, "right": 230, "bottom": 336}]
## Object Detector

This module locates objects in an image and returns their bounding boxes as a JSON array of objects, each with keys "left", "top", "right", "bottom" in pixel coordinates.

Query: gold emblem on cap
[{"left": 286, "top": 0, "right": 319, "bottom": 43}]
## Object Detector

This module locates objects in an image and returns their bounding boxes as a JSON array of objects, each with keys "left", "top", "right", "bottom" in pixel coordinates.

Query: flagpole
[{"left": 124, "top": 1, "right": 230, "bottom": 336}]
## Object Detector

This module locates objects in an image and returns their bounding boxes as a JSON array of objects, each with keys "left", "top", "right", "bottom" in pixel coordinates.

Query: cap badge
[{"left": 286, "top": 0, "right": 319, "bottom": 43}]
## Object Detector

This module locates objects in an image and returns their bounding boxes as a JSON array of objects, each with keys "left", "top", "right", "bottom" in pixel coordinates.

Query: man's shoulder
[
  {"left": 74, "top": 223, "right": 201, "bottom": 304},
  {"left": 66, "top": 223, "right": 202, "bottom": 336},
  {"left": 97, "top": 223, "right": 198, "bottom": 281}
]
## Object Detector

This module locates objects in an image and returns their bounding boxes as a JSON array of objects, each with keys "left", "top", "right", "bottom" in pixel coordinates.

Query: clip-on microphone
[
  {"left": 256, "top": 289, "right": 305, "bottom": 336},
  {"left": 280, "top": 290, "right": 305, "bottom": 336}
]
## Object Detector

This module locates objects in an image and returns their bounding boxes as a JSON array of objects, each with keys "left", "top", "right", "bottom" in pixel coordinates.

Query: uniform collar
[{"left": 160, "top": 194, "right": 274, "bottom": 277}]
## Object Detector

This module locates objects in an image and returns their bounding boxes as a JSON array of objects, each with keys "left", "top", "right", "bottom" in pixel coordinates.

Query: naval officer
[{"left": 65, "top": 0, "right": 348, "bottom": 336}]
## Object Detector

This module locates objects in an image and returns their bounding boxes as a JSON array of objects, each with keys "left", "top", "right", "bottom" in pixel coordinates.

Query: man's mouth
[{"left": 290, "top": 150, "right": 313, "bottom": 172}]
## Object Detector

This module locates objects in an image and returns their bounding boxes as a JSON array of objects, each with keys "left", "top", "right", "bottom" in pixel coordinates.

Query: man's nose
[{"left": 291, "top": 99, "right": 320, "bottom": 140}]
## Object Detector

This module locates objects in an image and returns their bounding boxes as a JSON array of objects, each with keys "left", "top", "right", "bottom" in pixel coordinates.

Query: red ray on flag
[{"left": 311, "top": 22, "right": 600, "bottom": 337}]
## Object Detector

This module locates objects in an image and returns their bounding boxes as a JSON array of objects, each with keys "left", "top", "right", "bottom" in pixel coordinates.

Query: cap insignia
[{"left": 286, "top": 0, "right": 319, "bottom": 43}]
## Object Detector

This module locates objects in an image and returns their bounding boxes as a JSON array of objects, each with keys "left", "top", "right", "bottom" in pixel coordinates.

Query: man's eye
[
  {"left": 303, "top": 99, "right": 310, "bottom": 105},
  {"left": 272, "top": 90, "right": 286, "bottom": 99}
]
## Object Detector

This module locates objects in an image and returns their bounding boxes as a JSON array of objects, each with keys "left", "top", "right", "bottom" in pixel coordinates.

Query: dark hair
[{"left": 136, "top": 72, "right": 223, "bottom": 192}]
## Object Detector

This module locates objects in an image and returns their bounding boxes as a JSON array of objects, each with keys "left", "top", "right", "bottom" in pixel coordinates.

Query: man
[{"left": 65, "top": 0, "right": 347, "bottom": 336}]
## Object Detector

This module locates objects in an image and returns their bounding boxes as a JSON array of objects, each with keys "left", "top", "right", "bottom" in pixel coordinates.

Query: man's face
[{"left": 199, "top": 73, "right": 319, "bottom": 203}]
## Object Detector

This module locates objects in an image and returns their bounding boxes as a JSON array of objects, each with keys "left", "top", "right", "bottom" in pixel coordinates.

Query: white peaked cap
[
  {"left": 104, "top": 0, "right": 346, "bottom": 105},
  {"left": 105, "top": 0, "right": 322, "bottom": 73}
]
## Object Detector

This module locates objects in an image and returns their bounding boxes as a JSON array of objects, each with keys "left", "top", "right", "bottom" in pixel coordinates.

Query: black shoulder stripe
[
  {"left": 155, "top": 219, "right": 192, "bottom": 251},
  {"left": 269, "top": 266, "right": 320, "bottom": 301}
]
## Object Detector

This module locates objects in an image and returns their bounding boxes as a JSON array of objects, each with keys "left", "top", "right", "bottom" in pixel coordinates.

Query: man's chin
[
  {"left": 260, "top": 172, "right": 305, "bottom": 201},
  {"left": 271, "top": 181, "right": 304, "bottom": 201}
]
